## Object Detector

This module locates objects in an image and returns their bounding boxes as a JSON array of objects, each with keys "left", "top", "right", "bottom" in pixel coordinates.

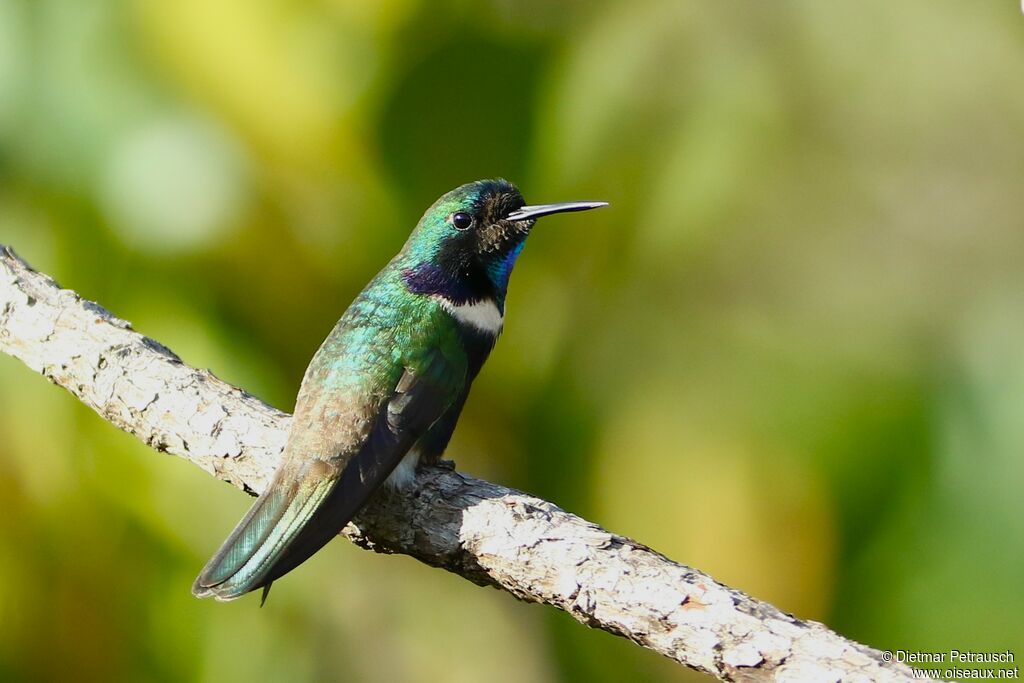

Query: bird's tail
[{"left": 192, "top": 459, "right": 345, "bottom": 601}]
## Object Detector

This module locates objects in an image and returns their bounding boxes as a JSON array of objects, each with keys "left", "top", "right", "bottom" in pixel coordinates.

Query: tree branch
[{"left": 0, "top": 244, "right": 929, "bottom": 683}]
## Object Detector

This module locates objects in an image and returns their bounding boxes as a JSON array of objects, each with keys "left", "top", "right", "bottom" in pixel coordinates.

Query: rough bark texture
[{"left": 0, "top": 245, "right": 932, "bottom": 683}]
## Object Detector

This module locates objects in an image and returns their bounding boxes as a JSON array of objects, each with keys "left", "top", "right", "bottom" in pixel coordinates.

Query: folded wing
[{"left": 192, "top": 347, "right": 462, "bottom": 600}]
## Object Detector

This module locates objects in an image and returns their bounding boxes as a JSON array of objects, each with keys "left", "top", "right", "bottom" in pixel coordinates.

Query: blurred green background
[{"left": 2, "top": 1, "right": 1023, "bottom": 681}]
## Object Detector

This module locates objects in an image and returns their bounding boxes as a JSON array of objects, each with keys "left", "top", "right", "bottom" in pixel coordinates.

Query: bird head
[{"left": 401, "top": 179, "right": 606, "bottom": 305}]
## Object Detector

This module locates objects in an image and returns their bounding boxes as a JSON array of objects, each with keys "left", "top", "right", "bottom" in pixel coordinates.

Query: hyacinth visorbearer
[{"left": 193, "top": 179, "right": 607, "bottom": 601}]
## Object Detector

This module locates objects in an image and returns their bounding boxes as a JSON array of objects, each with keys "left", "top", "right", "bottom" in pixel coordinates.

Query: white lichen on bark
[{"left": 0, "top": 245, "right": 933, "bottom": 683}]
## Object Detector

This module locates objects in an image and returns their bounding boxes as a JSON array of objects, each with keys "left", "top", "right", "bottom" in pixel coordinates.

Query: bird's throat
[{"left": 434, "top": 296, "right": 503, "bottom": 336}]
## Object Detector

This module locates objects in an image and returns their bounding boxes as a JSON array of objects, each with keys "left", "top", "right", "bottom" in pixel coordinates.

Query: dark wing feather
[{"left": 192, "top": 347, "right": 462, "bottom": 600}]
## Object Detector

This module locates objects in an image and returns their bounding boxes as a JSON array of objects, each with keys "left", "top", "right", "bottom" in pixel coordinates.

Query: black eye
[{"left": 451, "top": 212, "right": 473, "bottom": 230}]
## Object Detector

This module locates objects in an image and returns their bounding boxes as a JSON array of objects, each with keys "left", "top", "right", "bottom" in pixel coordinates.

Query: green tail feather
[{"left": 192, "top": 462, "right": 337, "bottom": 601}]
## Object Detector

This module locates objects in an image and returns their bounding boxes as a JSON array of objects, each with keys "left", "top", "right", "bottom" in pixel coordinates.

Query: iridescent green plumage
[{"left": 192, "top": 180, "right": 606, "bottom": 600}]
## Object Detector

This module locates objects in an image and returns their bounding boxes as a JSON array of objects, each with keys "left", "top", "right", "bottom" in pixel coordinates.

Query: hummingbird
[{"left": 192, "top": 179, "right": 607, "bottom": 601}]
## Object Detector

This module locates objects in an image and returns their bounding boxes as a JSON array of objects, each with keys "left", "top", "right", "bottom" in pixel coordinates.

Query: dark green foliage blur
[{"left": 1, "top": 1, "right": 1023, "bottom": 681}]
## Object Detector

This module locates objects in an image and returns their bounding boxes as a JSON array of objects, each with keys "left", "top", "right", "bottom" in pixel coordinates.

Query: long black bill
[{"left": 506, "top": 201, "right": 609, "bottom": 221}]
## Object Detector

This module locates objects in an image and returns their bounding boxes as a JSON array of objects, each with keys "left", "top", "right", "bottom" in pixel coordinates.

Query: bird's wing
[{"left": 192, "top": 346, "right": 464, "bottom": 600}]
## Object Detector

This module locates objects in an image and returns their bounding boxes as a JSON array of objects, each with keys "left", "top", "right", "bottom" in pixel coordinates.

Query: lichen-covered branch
[{"left": 0, "top": 245, "right": 930, "bottom": 683}]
